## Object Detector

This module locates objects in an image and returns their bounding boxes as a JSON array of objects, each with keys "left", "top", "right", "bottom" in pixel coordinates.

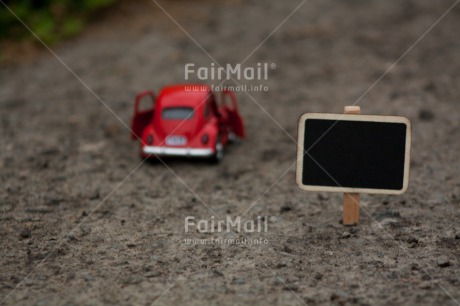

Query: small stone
[
  {"left": 125, "top": 274, "right": 144, "bottom": 285},
  {"left": 231, "top": 277, "right": 246, "bottom": 285},
  {"left": 387, "top": 271, "right": 398, "bottom": 280},
  {"left": 89, "top": 191, "right": 100, "bottom": 200},
  {"left": 440, "top": 233, "right": 453, "bottom": 240},
  {"left": 437, "top": 258, "right": 451, "bottom": 268},
  {"left": 283, "top": 285, "right": 299, "bottom": 291},
  {"left": 104, "top": 123, "right": 121, "bottom": 138},
  {"left": 145, "top": 271, "right": 161, "bottom": 278},
  {"left": 36, "top": 299, "right": 49, "bottom": 306},
  {"left": 342, "top": 232, "right": 351, "bottom": 239},
  {"left": 419, "top": 281, "right": 431, "bottom": 289},
  {"left": 373, "top": 210, "right": 403, "bottom": 227},
  {"left": 51, "top": 175, "right": 66, "bottom": 182},
  {"left": 428, "top": 194, "right": 446, "bottom": 206},
  {"left": 419, "top": 109, "right": 435, "bottom": 121},
  {"left": 280, "top": 204, "right": 292, "bottom": 213},
  {"left": 19, "top": 228, "right": 31, "bottom": 239},
  {"left": 0, "top": 202, "right": 14, "bottom": 213},
  {"left": 212, "top": 269, "right": 224, "bottom": 277},
  {"left": 379, "top": 218, "right": 401, "bottom": 227},
  {"left": 66, "top": 233, "right": 78, "bottom": 242},
  {"left": 407, "top": 237, "right": 418, "bottom": 244},
  {"left": 314, "top": 272, "right": 323, "bottom": 280},
  {"left": 84, "top": 274, "right": 95, "bottom": 282},
  {"left": 25, "top": 207, "right": 52, "bottom": 214},
  {"left": 224, "top": 231, "right": 238, "bottom": 239},
  {"left": 331, "top": 290, "right": 349, "bottom": 301},
  {"left": 423, "top": 81, "right": 436, "bottom": 92},
  {"left": 276, "top": 262, "right": 287, "bottom": 268},
  {"left": 45, "top": 195, "right": 62, "bottom": 206},
  {"left": 39, "top": 148, "right": 59, "bottom": 155},
  {"left": 421, "top": 274, "right": 431, "bottom": 281},
  {"left": 373, "top": 210, "right": 401, "bottom": 221},
  {"left": 274, "top": 276, "right": 286, "bottom": 285},
  {"left": 283, "top": 244, "right": 293, "bottom": 253}
]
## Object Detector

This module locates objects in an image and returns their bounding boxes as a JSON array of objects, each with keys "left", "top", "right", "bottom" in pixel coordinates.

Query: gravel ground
[{"left": 1, "top": 0, "right": 460, "bottom": 305}]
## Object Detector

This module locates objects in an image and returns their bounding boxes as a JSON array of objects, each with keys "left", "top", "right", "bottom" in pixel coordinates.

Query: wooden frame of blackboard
[{"left": 296, "top": 113, "right": 411, "bottom": 195}]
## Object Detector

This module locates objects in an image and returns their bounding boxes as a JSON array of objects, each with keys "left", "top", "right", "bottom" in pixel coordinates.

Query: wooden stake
[
  {"left": 343, "top": 193, "right": 359, "bottom": 225},
  {"left": 343, "top": 106, "right": 361, "bottom": 226}
]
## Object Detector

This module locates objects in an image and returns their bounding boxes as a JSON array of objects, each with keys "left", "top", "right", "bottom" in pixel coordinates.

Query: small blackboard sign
[{"left": 296, "top": 113, "right": 411, "bottom": 194}]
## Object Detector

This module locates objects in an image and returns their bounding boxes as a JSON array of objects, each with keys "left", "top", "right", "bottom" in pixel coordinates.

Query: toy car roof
[{"left": 157, "top": 84, "right": 212, "bottom": 108}]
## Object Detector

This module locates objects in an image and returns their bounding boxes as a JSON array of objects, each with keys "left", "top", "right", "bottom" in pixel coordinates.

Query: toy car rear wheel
[
  {"left": 211, "top": 137, "right": 223, "bottom": 163},
  {"left": 228, "top": 131, "right": 236, "bottom": 143}
]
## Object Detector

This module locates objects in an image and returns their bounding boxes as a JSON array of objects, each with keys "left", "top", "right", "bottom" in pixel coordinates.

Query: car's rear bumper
[{"left": 143, "top": 146, "right": 214, "bottom": 157}]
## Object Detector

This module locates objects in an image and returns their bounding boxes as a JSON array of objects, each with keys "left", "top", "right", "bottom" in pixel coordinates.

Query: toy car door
[
  {"left": 131, "top": 90, "right": 155, "bottom": 140},
  {"left": 221, "top": 90, "right": 245, "bottom": 138}
]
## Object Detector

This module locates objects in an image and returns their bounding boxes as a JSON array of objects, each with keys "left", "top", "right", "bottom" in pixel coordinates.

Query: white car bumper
[{"left": 143, "top": 146, "right": 214, "bottom": 157}]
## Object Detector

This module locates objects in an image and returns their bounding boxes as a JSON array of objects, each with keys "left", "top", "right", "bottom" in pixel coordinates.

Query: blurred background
[{"left": 0, "top": 0, "right": 117, "bottom": 43}]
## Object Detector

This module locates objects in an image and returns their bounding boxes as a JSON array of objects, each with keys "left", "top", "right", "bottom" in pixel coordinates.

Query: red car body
[{"left": 131, "top": 84, "right": 245, "bottom": 161}]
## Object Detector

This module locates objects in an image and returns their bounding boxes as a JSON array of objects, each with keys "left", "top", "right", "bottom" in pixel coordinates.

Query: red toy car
[{"left": 131, "top": 84, "right": 245, "bottom": 162}]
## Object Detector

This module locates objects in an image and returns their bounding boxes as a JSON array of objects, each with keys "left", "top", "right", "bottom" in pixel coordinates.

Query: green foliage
[{"left": 0, "top": 0, "right": 117, "bottom": 44}]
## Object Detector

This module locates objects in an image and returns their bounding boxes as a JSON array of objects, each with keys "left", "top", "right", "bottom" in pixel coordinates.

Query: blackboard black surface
[{"left": 296, "top": 113, "right": 411, "bottom": 194}]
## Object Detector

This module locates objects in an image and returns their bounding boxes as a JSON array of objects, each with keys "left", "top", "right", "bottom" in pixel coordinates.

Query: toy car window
[{"left": 162, "top": 107, "right": 194, "bottom": 120}]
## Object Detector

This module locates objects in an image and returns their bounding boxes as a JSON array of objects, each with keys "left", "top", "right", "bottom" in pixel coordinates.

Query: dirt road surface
[{"left": 1, "top": 0, "right": 460, "bottom": 305}]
